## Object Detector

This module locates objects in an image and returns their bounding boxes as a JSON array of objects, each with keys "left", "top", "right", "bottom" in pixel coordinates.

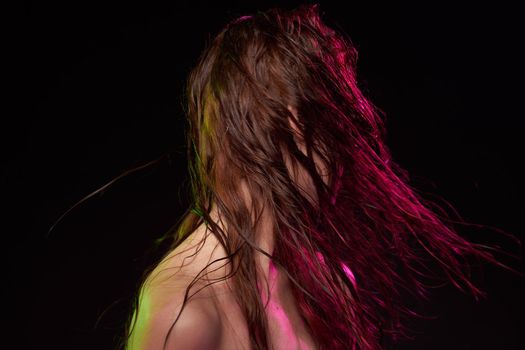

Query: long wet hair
[{"left": 119, "top": 4, "right": 516, "bottom": 350}]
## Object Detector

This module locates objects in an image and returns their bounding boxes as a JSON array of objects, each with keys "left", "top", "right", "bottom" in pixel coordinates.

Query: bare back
[{"left": 128, "top": 222, "right": 318, "bottom": 350}]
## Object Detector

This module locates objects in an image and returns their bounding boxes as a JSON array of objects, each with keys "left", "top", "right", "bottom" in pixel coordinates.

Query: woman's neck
[{"left": 208, "top": 191, "right": 276, "bottom": 287}]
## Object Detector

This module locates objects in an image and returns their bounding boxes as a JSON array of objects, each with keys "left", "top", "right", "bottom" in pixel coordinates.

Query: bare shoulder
[
  {"left": 145, "top": 219, "right": 233, "bottom": 291},
  {"left": 126, "top": 291, "right": 222, "bottom": 350},
  {"left": 126, "top": 223, "right": 229, "bottom": 350}
]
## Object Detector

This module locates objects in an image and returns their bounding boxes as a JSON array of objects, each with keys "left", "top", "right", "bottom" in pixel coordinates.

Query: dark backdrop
[{"left": 8, "top": 1, "right": 524, "bottom": 349}]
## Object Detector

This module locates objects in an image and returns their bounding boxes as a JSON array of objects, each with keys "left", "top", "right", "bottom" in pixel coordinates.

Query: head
[
  {"left": 123, "top": 4, "right": 503, "bottom": 350},
  {"left": 186, "top": 5, "right": 358, "bottom": 217}
]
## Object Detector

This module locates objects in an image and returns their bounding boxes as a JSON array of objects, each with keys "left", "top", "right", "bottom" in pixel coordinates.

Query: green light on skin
[{"left": 126, "top": 286, "right": 153, "bottom": 350}]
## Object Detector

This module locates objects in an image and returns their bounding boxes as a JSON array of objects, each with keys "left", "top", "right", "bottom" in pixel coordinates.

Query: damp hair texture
[{"left": 119, "top": 4, "right": 517, "bottom": 350}]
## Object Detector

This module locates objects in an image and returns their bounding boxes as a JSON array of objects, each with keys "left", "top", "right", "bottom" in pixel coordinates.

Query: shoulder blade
[
  {"left": 127, "top": 284, "right": 222, "bottom": 350},
  {"left": 127, "top": 224, "right": 226, "bottom": 350}
]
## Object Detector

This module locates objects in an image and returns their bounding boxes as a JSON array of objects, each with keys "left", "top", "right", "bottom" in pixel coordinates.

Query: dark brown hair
[{"left": 120, "top": 4, "right": 517, "bottom": 349}]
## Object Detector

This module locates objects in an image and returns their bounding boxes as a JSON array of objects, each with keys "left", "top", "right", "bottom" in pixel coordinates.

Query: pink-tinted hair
[{"left": 120, "top": 4, "right": 519, "bottom": 349}]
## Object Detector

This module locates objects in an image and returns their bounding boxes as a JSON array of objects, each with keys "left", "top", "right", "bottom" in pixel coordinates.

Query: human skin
[{"left": 126, "top": 105, "right": 327, "bottom": 350}]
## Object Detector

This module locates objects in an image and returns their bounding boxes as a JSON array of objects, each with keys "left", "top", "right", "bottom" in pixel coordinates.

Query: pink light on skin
[
  {"left": 341, "top": 262, "right": 357, "bottom": 289},
  {"left": 317, "top": 251, "right": 357, "bottom": 289},
  {"left": 260, "top": 260, "right": 305, "bottom": 349},
  {"left": 315, "top": 251, "right": 325, "bottom": 264}
]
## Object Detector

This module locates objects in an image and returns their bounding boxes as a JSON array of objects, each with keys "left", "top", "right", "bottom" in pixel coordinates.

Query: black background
[{"left": 7, "top": 1, "right": 524, "bottom": 349}]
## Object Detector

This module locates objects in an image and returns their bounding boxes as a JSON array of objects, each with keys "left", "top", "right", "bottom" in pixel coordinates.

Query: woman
[{"left": 122, "top": 4, "right": 505, "bottom": 350}]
